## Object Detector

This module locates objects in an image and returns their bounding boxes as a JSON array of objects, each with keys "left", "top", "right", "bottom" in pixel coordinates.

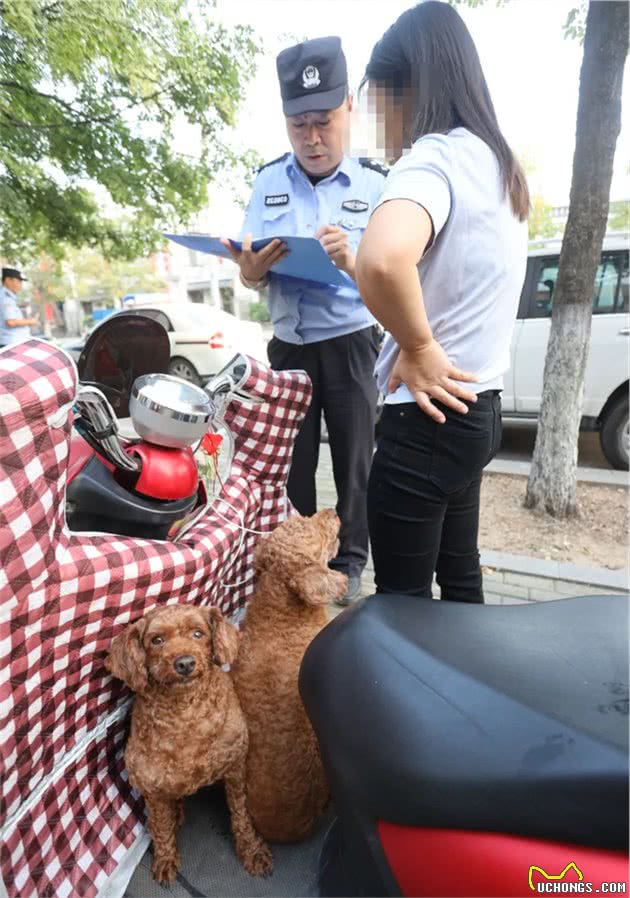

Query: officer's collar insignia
[
  {"left": 302, "top": 65, "right": 321, "bottom": 89},
  {"left": 341, "top": 199, "right": 369, "bottom": 213},
  {"left": 264, "top": 194, "right": 289, "bottom": 207}
]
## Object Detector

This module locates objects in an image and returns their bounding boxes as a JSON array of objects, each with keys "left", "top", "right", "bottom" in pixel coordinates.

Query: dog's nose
[{"left": 174, "top": 655, "right": 196, "bottom": 677}]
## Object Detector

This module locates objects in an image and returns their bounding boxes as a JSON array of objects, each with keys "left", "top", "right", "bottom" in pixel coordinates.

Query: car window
[
  {"left": 528, "top": 251, "right": 628, "bottom": 318},
  {"left": 619, "top": 254, "right": 629, "bottom": 313},
  {"left": 592, "top": 254, "right": 623, "bottom": 313}
]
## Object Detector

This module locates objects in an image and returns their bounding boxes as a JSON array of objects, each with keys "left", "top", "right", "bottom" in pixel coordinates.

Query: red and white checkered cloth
[{"left": 0, "top": 340, "right": 311, "bottom": 898}]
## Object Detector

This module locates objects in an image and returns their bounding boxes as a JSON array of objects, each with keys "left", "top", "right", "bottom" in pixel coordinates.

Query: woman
[{"left": 355, "top": 1, "right": 529, "bottom": 602}]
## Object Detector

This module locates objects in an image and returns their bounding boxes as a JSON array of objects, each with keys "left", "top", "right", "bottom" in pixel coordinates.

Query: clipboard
[{"left": 164, "top": 233, "right": 353, "bottom": 288}]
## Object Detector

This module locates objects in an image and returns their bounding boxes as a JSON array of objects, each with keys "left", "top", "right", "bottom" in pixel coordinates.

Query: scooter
[
  {"left": 300, "top": 592, "right": 629, "bottom": 897},
  {"left": 66, "top": 311, "right": 244, "bottom": 540}
]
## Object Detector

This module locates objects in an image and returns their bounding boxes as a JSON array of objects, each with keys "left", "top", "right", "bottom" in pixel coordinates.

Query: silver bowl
[{"left": 129, "top": 373, "right": 215, "bottom": 449}]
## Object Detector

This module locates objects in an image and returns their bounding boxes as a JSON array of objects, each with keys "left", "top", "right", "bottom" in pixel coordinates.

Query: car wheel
[
  {"left": 599, "top": 395, "right": 629, "bottom": 471},
  {"left": 168, "top": 357, "right": 202, "bottom": 386}
]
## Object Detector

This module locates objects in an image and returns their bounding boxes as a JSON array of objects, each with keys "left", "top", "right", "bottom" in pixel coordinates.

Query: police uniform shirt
[
  {"left": 0, "top": 284, "right": 30, "bottom": 346},
  {"left": 240, "top": 153, "right": 387, "bottom": 345}
]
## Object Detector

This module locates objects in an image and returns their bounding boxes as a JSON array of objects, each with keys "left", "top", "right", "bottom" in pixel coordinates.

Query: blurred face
[
  {"left": 286, "top": 96, "right": 353, "bottom": 177},
  {"left": 367, "top": 81, "right": 411, "bottom": 163},
  {"left": 3, "top": 276, "right": 22, "bottom": 295}
]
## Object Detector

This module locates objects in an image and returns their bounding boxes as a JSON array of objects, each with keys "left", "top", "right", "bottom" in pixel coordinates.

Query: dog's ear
[
  {"left": 105, "top": 617, "right": 148, "bottom": 694},
  {"left": 208, "top": 607, "right": 239, "bottom": 666},
  {"left": 288, "top": 565, "right": 348, "bottom": 607},
  {"left": 254, "top": 516, "right": 305, "bottom": 577}
]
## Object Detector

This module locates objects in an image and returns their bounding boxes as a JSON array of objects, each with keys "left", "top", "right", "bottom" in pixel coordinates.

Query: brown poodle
[
  {"left": 106, "top": 604, "right": 272, "bottom": 883},
  {"left": 231, "top": 509, "right": 348, "bottom": 842}
]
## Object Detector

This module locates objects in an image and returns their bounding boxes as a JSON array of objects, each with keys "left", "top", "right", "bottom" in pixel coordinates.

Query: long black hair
[{"left": 363, "top": 1, "right": 529, "bottom": 221}]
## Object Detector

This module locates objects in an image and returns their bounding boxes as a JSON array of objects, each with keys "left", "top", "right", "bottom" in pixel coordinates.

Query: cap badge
[{"left": 302, "top": 65, "right": 321, "bottom": 89}]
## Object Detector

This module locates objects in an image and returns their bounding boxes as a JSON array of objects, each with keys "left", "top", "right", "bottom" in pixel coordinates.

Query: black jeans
[
  {"left": 268, "top": 327, "right": 379, "bottom": 577},
  {"left": 367, "top": 391, "right": 502, "bottom": 602}
]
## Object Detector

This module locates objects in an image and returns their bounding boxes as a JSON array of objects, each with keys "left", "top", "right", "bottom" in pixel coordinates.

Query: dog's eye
[
  {"left": 151, "top": 635, "right": 164, "bottom": 646},
  {"left": 192, "top": 630, "right": 204, "bottom": 639}
]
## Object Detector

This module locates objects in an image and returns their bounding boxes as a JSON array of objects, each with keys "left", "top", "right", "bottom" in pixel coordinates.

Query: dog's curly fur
[
  {"left": 231, "top": 509, "right": 347, "bottom": 843},
  {"left": 105, "top": 604, "right": 272, "bottom": 883}
]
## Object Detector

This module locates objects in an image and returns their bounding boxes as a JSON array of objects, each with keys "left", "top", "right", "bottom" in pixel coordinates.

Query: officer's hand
[
  {"left": 316, "top": 225, "right": 356, "bottom": 279},
  {"left": 220, "top": 234, "right": 288, "bottom": 283},
  {"left": 388, "top": 341, "right": 478, "bottom": 424}
]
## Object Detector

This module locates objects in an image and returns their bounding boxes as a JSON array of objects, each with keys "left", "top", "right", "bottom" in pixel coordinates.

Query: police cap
[
  {"left": 1, "top": 267, "right": 27, "bottom": 282},
  {"left": 276, "top": 36, "right": 348, "bottom": 116}
]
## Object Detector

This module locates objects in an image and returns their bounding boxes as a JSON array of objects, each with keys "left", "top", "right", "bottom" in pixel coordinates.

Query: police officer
[
  {"left": 0, "top": 268, "right": 37, "bottom": 348},
  {"left": 223, "top": 37, "right": 387, "bottom": 605}
]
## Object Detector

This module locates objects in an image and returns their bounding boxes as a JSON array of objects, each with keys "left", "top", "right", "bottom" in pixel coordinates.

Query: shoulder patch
[
  {"left": 257, "top": 152, "right": 290, "bottom": 175},
  {"left": 359, "top": 157, "right": 389, "bottom": 177}
]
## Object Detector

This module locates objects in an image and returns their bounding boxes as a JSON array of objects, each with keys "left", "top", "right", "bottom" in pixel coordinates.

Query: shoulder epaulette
[
  {"left": 257, "top": 152, "right": 290, "bottom": 175},
  {"left": 359, "top": 157, "right": 389, "bottom": 177}
]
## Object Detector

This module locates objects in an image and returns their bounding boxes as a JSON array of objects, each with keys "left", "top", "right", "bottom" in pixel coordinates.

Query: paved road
[{"left": 499, "top": 419, "right": 610, "bottom": 470}]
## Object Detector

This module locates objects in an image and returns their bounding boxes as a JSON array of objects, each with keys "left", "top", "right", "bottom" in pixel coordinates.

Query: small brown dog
[
  {"left": 106, "top": 604, "right": 272, "bottom": 883},
  {"left": 231, "top": 509, "right": 348, "bottom": 842}
]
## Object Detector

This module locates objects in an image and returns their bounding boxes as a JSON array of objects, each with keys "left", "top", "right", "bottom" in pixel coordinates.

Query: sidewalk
[{"left": 315, "top": 445, "right": 629, "bottom": 603}]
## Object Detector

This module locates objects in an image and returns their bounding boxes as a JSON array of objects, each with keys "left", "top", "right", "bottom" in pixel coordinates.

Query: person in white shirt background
[{"left": 355, "top": 0, "right": 530, "bottom": 602}]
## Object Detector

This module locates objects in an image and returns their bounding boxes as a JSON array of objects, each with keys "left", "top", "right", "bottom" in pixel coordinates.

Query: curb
[
  {"left": 485, "top": 458, "right": 628, "bottom": 487},
  {"left": 480, "top": 549, "right": 629, "bottom": 592}
]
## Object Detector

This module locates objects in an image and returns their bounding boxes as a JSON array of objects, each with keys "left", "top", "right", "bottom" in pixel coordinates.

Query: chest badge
[
  {"left": 264, "top": 194, "right": 289, "bottom": 207},
  {"left": 341, "top": 199, "right": 369, "bottom": 213}
]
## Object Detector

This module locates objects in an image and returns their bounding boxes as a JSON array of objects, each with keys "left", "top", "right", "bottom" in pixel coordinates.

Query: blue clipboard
[{"left": 164, "top": 233, "right": 352, "bottom": 288}]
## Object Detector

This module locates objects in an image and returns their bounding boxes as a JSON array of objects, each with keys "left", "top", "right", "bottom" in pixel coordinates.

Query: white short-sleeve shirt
[{"left": 374, "top": 127, "right": 528, "bottom": 401}]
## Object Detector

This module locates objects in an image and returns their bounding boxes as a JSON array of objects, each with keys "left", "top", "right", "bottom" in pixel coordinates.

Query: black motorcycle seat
[{"left": 300, "top": 594, "right": 629, "bottom": 850}]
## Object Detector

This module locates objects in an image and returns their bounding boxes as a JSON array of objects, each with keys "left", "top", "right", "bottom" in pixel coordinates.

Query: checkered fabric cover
[{"left": 0, "top": 340, "right": 311, "bottom": 898}]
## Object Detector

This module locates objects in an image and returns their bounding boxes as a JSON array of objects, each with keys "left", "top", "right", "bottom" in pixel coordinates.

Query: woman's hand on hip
[{"left": 389, "top": 341, "right": 478, "bottom": 424}]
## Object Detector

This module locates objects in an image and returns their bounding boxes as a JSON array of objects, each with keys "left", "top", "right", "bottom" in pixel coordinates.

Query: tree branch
[
  {"left": 0, "top": 86, "right": 166, "bottom": 129},
  {"left": 40, "top": 1, "right": 64, "bottom": 18},
  {"left": 1, "top": 79, "right": 71, "bottom": 106}
]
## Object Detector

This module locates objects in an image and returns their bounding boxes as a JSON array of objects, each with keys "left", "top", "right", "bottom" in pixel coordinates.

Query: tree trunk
[{"left": 525, "top": 0, "right": 628, "bottom": 518}]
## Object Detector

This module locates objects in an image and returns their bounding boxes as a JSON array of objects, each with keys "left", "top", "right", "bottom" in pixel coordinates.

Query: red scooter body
[
  {"left": 67, "top": 313, "right": 200, "bottom": 537},
  {"left": 378, "top": 825, "right": 628, "bottom": 897}
]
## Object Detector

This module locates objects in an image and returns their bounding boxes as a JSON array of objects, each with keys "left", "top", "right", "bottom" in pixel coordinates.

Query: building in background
[{"left": 158, "top": 187, "right": 267, "bottom": 322}]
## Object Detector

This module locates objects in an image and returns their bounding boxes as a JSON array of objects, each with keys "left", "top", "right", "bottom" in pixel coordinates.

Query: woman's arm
[
  {"left": 356, "top": 199, "right": 433, "bottom": 350},
  {"left": 355, "top": 199, "right": 477, "bottom": 423}
]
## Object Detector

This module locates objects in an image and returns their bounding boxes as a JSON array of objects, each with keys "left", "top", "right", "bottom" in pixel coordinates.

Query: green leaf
[{"left": 0, "top": 0, "right": 261, "bottom": 259}]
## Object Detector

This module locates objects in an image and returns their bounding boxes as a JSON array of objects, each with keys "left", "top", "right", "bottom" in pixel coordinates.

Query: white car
[
  {"left": 66, "top": 301, "right": 267, "bottom": 384},
  {"left": 503, "top": 235, "right": 629, "bottom": 469}
]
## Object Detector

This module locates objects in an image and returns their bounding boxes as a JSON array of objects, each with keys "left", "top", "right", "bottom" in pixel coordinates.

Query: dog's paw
[
  {"left": 152, "top": 854, "right": 180, "bottom": 884},
  {"left": 330, "top": 570, "right": 348, "bottom": 600},
  {"left": 242, "top": 840, "right": 273, "bottom": 878}
]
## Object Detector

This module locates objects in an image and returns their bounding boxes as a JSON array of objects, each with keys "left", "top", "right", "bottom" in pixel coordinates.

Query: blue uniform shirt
[
  {"left": 240, "top": 153, "right": 387, "bottom": 345},
  {"left": 0, "top": 285, "right": 30, "bottom": 346}
]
